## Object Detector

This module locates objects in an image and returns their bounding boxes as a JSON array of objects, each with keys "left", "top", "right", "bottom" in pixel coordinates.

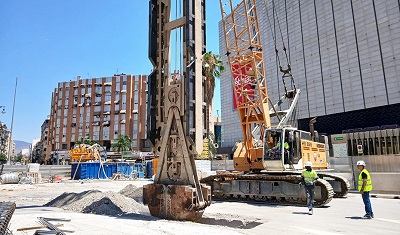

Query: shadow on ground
[
  {"left": 198, "top": 217, "right": 263, "bottom": 229},
  {"left": 345, "top": 216, "right": 369, "bottom": 220},
  {"left": 292, "top": 212, "right": 310, "bottom": 215},
  {"left": 118, "top": 212, "right": 264, "bottom": 229}
]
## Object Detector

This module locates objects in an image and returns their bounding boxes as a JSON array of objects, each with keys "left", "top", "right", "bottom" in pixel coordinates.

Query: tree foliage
[
  {"left": 111, "top": 134, "right": 132, "bottom": 152},
  {"left": 75, "top": 136, "right": 95, "bottom": 146},
  {"left": 202, "top": 51, "right": 225, "bottom": 140},
  {"left": 0, "top": 153, "right": 6, "bottom": 164},
  {"left": 202, "top": 51, "right": 225, "bottom": 105},
  {"left": 14, "top": 153, "right": 22, "bottom": 163}
]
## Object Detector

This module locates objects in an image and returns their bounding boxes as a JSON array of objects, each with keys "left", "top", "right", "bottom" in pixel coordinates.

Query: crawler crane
[{"left": 201, "top": 0, "right": 349, "bottom": 207}]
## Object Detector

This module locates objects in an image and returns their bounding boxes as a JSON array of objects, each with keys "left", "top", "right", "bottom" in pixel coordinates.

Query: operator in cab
[
  {"left": 301, "top": 161, "right": 318, "bottom": 215},
  {"left": 276, "top": 138, "right": 289, "bottom": 150},
  {"left": 276, "top": 136, "right": 290, "bottom": 163}
]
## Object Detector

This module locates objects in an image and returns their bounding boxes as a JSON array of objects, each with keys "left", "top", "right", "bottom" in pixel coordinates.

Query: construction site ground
[{"left": 2, "top": 179, "right": 400, "bottom": 235}]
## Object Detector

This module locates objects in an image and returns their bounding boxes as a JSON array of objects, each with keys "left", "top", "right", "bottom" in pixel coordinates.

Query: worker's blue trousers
[
  {"left": 362, "top": 191, "right": 373, "bottom": 216},
  {"left": 305, "top": 184, "right": 315, "bottom": 210}
]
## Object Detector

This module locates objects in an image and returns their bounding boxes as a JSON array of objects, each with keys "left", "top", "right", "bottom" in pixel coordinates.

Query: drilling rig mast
[{"left": 143, "top": 0, "right": 212, "bottom": 221}]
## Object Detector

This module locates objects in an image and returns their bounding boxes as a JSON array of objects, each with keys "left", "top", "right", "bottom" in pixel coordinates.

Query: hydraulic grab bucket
[{"left": 144, "top": 184, "right": 211, "bottom": 221}]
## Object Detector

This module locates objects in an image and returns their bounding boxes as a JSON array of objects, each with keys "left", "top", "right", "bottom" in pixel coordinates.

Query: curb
[
  {"left": 371, "top": 194, "right": 400, "bottom": 199},
  {"left": 349, "top": 190, "right": 400, "bottom": 199}
]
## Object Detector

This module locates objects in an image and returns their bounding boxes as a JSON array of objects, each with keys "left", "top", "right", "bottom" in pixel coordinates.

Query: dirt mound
[
  {"left": 45, "top": 189, "right": 146, "bottom": 216},
  {"left": 119, "top": 184, "right": 143, "bottom": 203}
]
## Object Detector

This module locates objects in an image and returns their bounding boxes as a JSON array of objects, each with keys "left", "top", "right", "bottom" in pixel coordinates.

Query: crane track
[
  {"left": 237, "top": 171, "right": 349, "bottom": 198},
  {"left": 200, "top": 174, "right": 334, "bottom": 207},
  {"left": 317, "top": 173, "right": 350, "bottom": 198}
]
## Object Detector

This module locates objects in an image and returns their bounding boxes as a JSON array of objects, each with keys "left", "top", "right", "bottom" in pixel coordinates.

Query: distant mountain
[{"left": 14, "top": 140, "right": 31, "bottom": 154}]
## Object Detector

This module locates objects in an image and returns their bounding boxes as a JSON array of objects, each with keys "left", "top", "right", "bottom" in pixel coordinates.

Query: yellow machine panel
[{"left": 301, "top": 140, "right": 327, "bottom": 169}]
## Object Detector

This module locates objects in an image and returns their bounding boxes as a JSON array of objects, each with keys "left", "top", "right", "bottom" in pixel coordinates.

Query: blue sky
[{"left": 0, "top": 0, "right": 226, "bottom": 142}]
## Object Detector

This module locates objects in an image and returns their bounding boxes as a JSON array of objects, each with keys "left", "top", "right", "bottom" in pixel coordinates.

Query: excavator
[{"left": 200, "top": 0, "right": 349, "bottom": 207}]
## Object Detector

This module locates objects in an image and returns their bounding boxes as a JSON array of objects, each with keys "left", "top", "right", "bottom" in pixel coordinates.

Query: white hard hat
[
  {"left": 305, "top": 161, "right": 312, "bottom": 167},
  {"left": 357, "top": 160, "right": 366, "bottom": 166}
]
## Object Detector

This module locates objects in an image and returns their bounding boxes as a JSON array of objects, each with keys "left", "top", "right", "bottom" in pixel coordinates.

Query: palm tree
[
  {"left": 0, "top": 153, "right": 7, "bottom": 165},
  {"left": 111, "top": 134, "right": 132, "bottom": 153},
  {"left": 203, "top": 51, "right": 225, "bottom": 106},
  {"left": 202, "top": 51, "right": 224, "bottom": 158},
  {"left": 75, "top": 136, "right": 94, "bottom": 146}
]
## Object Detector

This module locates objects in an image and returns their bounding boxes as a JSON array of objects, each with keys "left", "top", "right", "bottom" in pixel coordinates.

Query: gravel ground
[
  {"left": 2, "top": 179, "right": 262, "bottom": 235},
  {"left": 2, "top": 179, "right": 400, "bottom": 235}
]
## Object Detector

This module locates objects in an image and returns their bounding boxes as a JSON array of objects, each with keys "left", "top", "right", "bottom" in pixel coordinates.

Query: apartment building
[
  {"left": 0, "top": 121, "right": 10, "bottom": 156},
  {"left": 39, "top": 117, "right": 49, "bottom": 163},
  {"left": 46, "top": 74, "right": 148, "bottom": 160}
]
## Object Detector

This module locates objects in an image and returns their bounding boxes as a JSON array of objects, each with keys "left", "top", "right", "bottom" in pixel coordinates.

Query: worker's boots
[{"left": 308, "top": 209, "right": 313, "bottom": 215}]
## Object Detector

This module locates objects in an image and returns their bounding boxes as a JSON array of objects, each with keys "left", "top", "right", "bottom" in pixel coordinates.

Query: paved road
[
  {"left": 4, "top": 179, "right": 400, "bottom": 235},
  {"left": 206, "top": 192, "right": 400, "bottom": 235}
]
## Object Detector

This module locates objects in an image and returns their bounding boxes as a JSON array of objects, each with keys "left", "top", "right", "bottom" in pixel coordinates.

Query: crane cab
[{"left": 262, "top": 128, "right": 328, "bottom": 171}]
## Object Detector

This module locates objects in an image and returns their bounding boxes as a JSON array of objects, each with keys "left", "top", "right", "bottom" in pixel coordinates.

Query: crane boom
[{"left": 220, "top": 0, "right": 271, "bottom": 168}]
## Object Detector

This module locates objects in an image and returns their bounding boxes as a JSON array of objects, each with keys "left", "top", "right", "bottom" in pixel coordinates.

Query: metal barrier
[{"left": 1, "top": 165, "right": 70, "bottom": 180}]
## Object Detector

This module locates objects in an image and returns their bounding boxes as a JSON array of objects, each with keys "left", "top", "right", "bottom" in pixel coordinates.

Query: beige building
[
  {"left": 46, "top": 74, "right": 148, "bottom": 161},
  {"left": 0, "top": 121, "right": 9, "bottom": 156}
]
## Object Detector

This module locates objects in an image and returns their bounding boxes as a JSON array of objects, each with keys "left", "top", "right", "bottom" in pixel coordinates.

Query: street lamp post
[{"left": 7, "top": 77, "right": 18, "bottom": 165}]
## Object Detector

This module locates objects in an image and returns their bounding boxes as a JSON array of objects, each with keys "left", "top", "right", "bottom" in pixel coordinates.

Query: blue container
[
  {"left": 71, "top": 162, "right": 117, "bottom": 179},
  {"left": 146, "top": 161, "right": 153, "bottom": 178},
  {"left": 71, "top": 162, "right": 101, "bottom": 180},
  {"left": 87, "top": 163, "right": 100, "bottom": 179},
  {"left": 100, "top": 163, "right": 117, "bottom": 179},
  {"left": 133, "top": 163, "right": 145, "bottom": 178},
  {"left": 138, "top": 171, "right": 145, "bottom": 178},
  {"left": 134, "top": 163, "right": 142, "bottom": 172},
  {"left": 71, "top": 163, "right": 80, "bottom": 180},
  {"left": 117, "top": 163, "right": 133, "bottom": 176}
]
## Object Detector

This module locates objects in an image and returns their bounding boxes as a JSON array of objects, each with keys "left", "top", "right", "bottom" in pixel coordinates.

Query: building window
[
  {"left": 131, "top": 140, "right": 137, "bottom": 148},
  {"left": 134, "top": 82, "right": 139, "bottom": 91},
  {"left": 62, "top": 144, "right": 68, "bottom": 150}
]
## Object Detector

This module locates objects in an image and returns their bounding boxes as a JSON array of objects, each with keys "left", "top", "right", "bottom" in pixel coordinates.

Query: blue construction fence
[{"left": 71, "top": 161, "right": 154, "bottom": 180}]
